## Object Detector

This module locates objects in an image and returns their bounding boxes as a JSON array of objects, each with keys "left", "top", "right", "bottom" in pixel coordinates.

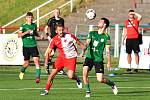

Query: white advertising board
[
  {"left": 0, "top": 34, "right": 24, "bottom": 65},
  {"left": 119, "top": 36, "right": 150, "bottom": 69}
]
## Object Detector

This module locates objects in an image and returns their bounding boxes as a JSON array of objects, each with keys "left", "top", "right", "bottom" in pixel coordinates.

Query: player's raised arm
[{"left": 134, "top": 12, "right": 142, "bottom": 22}]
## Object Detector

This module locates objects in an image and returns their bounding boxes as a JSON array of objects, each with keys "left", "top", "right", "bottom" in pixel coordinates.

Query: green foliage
[{"left": 0, "top": 0, "right": 95, "bottom": 26}]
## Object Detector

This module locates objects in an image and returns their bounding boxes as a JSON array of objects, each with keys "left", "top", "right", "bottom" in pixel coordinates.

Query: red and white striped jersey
[{"left": 49, "top": 33, "right": 78, "bottom": 58}]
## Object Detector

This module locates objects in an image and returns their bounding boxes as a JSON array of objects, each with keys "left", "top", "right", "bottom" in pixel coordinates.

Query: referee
[{"left": 44, "top": 8, "right": 66, "bottom": 75}]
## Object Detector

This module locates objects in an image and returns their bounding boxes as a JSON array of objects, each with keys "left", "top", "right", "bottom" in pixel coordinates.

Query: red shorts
[{"left": 54, "top": 57, "right": 77, "bottom": 71}]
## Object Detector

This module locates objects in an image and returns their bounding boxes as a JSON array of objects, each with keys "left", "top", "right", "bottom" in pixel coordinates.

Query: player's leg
[
  {"left": 19, "top": 47, "right": 30, "bottom": 80},
  {"left": 65, "top": 58, "right": 82, "bottom": 88},
  {"left": 32, "top": 46, "right": 41, "bottom": 83},
  {"left": 33, "top": 57, "right": 41, "bottom": 83},
  {"left": 133, "top": 38, "right": 140, "bottom": 72},
  {"left": 44, "top": 46, "right": 53, "bottom": 75},
  {"left": 40, "top": 68, "right": 59, "bottom": 95},
  {"left": 83, "top": 58, "right": 93, "bottom": 97},
  {"left": 40, "top": 57, "right": 63, "bottom": 95},
  {"left": 95, "top": 62, "right": 118, "bottom": 95},
  {"left": 19, "top": 60, "right": 29, "bottom": 80},
  {"left": 126, "top": 39, "right": 132, "bottom": 72}
]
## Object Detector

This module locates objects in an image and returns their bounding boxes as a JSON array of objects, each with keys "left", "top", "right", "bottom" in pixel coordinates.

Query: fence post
[
  {"left": 2, "top": 27, "right": 5, "bottom": 34},
  {"left": 37, "top": 8, "right": 40, "bottom": 31},
  {"left": 114, "top": 24, "right": 119, "bottom": 57},
  {"left": 70, "top": 0, "right": 73, "bottom": 12}
]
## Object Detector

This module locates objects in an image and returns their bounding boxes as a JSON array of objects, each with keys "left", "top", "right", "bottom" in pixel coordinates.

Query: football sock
[
  {"left": 45, "top": 82, "right": 52, "bottom": 91},
  {"left": 36, "top": 69, "right": 41, "bottom": 78},
  {"left": 73, "top": 76, "right": 80, "bottom": 82},
  {"left": 85, "top": 83, "right": 90, "bottom": 92},
  {"left": 21, "top": 66, "right": 26, "bottom": 73},
  {"left": 47, "top": 59, "right": 52, "bottom": 69},
  {"left": 105, "top": 79, "right": 115, "bottom": 87}
]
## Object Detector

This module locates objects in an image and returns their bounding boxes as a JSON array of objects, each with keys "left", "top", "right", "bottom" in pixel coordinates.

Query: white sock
[
  {"left": 127, "top": 64, "right": 131, "bottom": 69},
  {"left": 136, "top": 64, "right": 139, "bottom": 69}
]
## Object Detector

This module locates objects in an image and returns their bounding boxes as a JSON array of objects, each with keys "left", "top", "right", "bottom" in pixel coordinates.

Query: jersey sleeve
[
  {"left": 106, "top": 35, "right": 111, "bottom": 45},
  {"left": 19, "top": 24, "right": 24, "bottom": 32},
  {"left": 47, "top": 18, "right": 52, "bottom": 26},
  {"left": 61, "top": 18, "right": 64, "bottom": 27},
  {"left": 87, "top": 32, "right": 92, "bottom": 39},
  {"left": 70, "top": 34, "right": 79, "bottom": 43},
  {"left": 33, "top": 24, "right": 38, "bottom": 36}
]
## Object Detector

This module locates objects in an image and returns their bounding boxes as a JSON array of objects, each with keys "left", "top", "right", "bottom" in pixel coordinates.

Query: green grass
[
  {"left": 0, "top": 0, "right": 94, "bottom": 26},
  {"left": 0, "top": 57, "right": 150, "bottom": 100}
]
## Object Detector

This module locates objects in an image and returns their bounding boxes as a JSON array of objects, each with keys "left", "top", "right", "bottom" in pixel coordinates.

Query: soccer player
[
  {"left": 44, "top": 8, "right": 65, "bottom": 75},
  {"left": 122, "top": 10, "right": 142, "bottom": 73},
  {"left": 80, "top": 18, "right": 118, "bottom": 97},
  {"left": 18, "top": 12, "right": 44, "bottom": 83},
  {"left": 40, "top": 24, "right": 84, "bottom": 95}
]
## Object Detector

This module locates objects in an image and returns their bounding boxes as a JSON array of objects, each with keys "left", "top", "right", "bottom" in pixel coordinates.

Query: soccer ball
[{"left": 85, "top": 9, "right": 96, "bottom": 20}]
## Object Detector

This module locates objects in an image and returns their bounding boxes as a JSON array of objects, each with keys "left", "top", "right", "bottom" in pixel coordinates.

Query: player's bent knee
[
  {"left": 97, "top": 78, "right": 103, "bottom": 83},
  {"left": 68, "top": 74, "right": 74, "bottom": 79}
]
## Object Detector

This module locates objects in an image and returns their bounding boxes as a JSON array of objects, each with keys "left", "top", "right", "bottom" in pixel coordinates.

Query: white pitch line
[
  {"left": 1, "top": 74, "right": 150, "bottom": 80},
  {"left": 0, "top": 87, "right": 150, "bottom": 91}
]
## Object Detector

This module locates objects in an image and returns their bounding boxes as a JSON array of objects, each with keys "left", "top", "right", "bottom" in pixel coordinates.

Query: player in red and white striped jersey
[{"left": 40, "top": 24, "right": 85, "bottom": 95}]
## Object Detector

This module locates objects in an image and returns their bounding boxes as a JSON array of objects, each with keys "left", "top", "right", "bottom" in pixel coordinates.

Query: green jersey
[
  {"left": 19, "top": 23, "right": 37, "bottom": 47},
  {"left": 86, "top": 31, "right": 111, "bottom": 62}
]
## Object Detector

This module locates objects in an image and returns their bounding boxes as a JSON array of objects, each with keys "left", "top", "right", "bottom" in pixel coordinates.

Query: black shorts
[
  {"left": 83, "top": 58, "right": 104, "bottom": 73},
  {"left": 23, "top": 46, "right": 39, "bottom": 60},
  {"left": 126, "top": 38, "right": 140, "bottom": 54}
]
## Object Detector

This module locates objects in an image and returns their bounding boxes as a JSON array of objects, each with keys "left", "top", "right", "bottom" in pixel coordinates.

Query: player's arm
[
  {"left": 80, "top": 39, "right": 91, "bottom": 57},
  {"left": 76, "top": 39, "right": 85, "bottom": 57},
  {"left": 122, "top": 27, "right": 127, "bottom": 45},
  {"left": 44, "top": 25, "right": 49, "bottom": 36},
  {"left": 47, "top": 38, "right": 55, "bottom": 57},
  {"left": 34, "top": 26, "right": 44, "bottom": 40},
  {"left": 134, "top": 12, "right": 142, "bottom": 21},
  {"left": 18, "top": 26, "right": 31, "bottom": 38},
  {"left": 105, "top": 44, "right": 112, "bottom": 70}
]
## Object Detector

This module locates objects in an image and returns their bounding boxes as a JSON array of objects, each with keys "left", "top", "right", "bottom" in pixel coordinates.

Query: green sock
[
  {"left": 85, "top": 83, "right": 90, "bottom": 92},
  {"left": 36, "top": 69, "right": 41, "bottom": 78},
  {"left": 21, "top": 66, "right": 26, "bottom": 73},
  {"left": 106, "top": 80, "right": 114, "bottom": 87}
]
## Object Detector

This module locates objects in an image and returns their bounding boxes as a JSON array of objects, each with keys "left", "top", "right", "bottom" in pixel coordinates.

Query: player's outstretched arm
[
  {"left": 79, "top": 39, "right": 90, "bottom": 57},
  {"left": 76, "top": 39, "right": 85, "bottom": 57}
]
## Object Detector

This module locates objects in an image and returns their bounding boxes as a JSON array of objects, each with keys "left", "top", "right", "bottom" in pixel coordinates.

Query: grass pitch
[{"left": 0, "top": 58, "right": 150, "bottom": 100}]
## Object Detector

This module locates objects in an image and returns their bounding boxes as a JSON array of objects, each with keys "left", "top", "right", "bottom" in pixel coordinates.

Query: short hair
[
  {"left": 26, "top": 12, "right": 33, "bottom": 16},
  {"left": 129, "top": 9, "right": 134, "bottom": 12},
  {"left": 101, "top": 17, "right": 110, "bottom": 28},
  {"left": 55, "top": 24, "right": 64, "bottom": 29}
]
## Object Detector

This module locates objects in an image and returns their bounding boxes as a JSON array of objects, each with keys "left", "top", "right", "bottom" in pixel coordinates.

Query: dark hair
[
  {"left": 26, "top": 12, "right": 33, "bottom": 16},
  {"left": 101, "top": 17, "right": 110, "bottom": 28},
  {"left": 55, "top": 24, "right": 64, "bottom": 29},
  {"left": 129, "top": 9, "right": 134, "bottom": 12}
]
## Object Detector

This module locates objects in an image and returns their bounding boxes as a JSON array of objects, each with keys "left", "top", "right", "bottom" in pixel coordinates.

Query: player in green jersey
[
  {"left": 80, "top": 18, "right": 118, "bottom": 97},
  {"left": 18, "top": 12, "right": 44, "bottom": 83}
]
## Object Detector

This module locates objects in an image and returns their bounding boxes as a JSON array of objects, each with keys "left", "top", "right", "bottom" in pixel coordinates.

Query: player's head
[
  {"left": 55, "top": 24, "right": 64, "bottom": 37},
  {"left": 26, "top": 12, "right": 34, "bottom": 23},
  {"left": 98, "top": 17, "right": 110, "bottom": 29},
  {"left": 128, "top": 9, "right": 135, "bottom": 19},
  {"left": 54, "top": 8, "right": 60, "bottom": 17}
]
